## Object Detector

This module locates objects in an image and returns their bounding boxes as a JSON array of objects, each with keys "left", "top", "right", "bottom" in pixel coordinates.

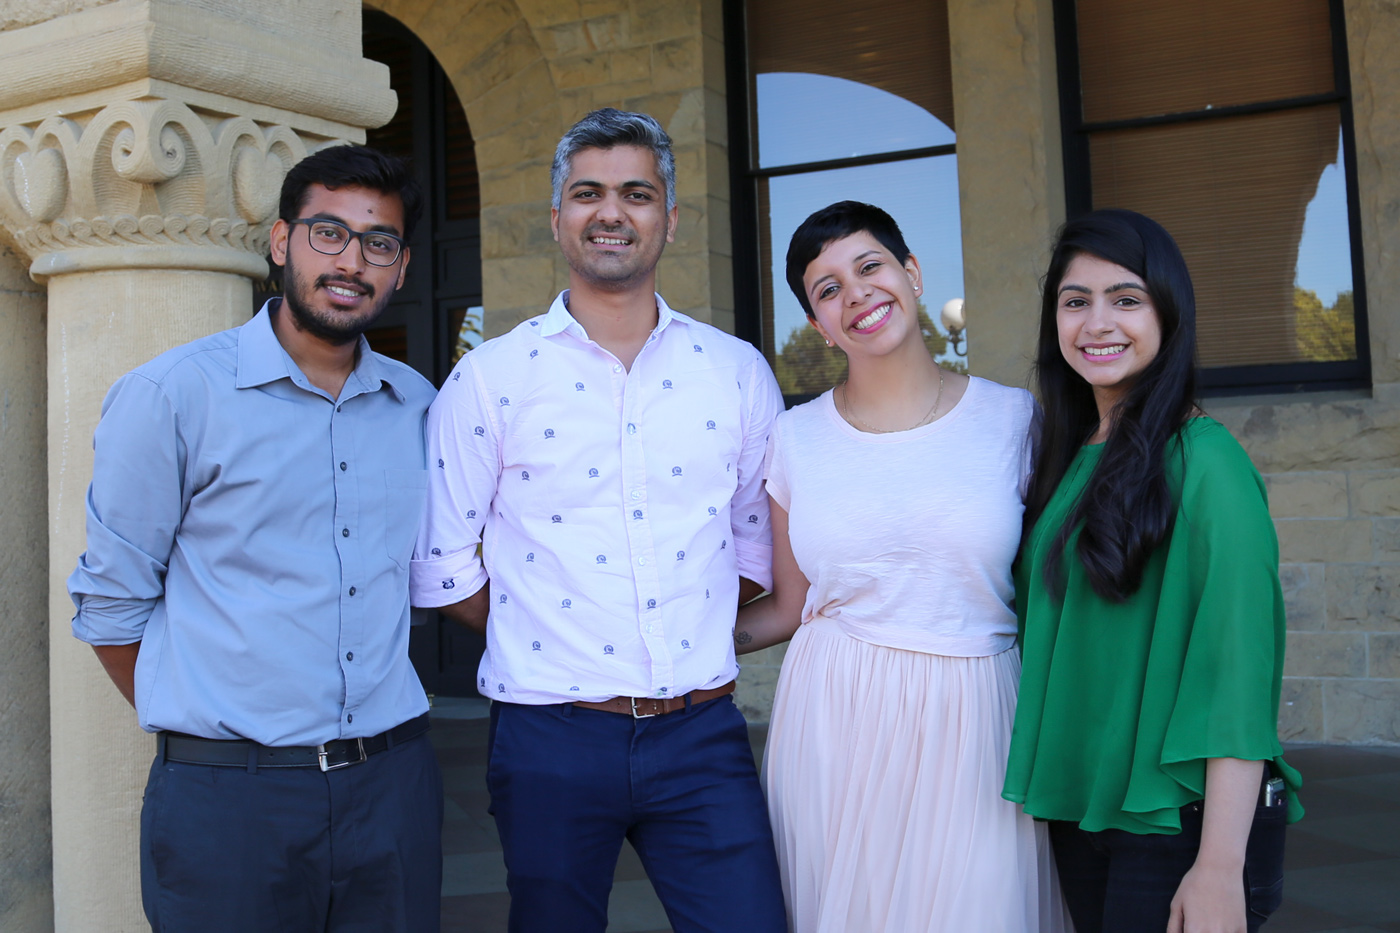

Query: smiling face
[
  {"left": 802, "top": 230, "right": 923, "bottom": 359},
  {"left": 551, "top": 144, "right": 678, "bottom": 293},
  {"left": 268, "top": 183, "right": 409, "bottom": 346},
  {"left": 1056, "top": 252, "right": 1162, "bottom": 414}
]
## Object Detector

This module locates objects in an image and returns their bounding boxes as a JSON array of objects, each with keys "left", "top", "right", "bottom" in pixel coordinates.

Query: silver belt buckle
[
  {"left": 317, "top": 737, "right": 367, "bottom": 772},
  {"left": 631, "top": 697, "right": 659, "bottom": 719}
]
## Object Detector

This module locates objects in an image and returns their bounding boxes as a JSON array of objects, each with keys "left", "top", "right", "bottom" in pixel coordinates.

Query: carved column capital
[{"left": 0, "top": 98, "right": 349, "bottom": 283}]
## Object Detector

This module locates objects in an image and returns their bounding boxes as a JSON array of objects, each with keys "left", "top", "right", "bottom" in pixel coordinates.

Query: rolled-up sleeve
[
  {"left": 730, "top": 352, "right": 783, "bottom": 591},
  {"left": 69, "top": 374, "right": 185, "bottom": 645},
  {"left": 410, "top": 357, "right": 498, "bottom": 607}
]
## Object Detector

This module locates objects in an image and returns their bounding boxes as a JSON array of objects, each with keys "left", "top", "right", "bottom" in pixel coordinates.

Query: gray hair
[{"left": 550, "top": 108, "right": 676, "bottom": 211}]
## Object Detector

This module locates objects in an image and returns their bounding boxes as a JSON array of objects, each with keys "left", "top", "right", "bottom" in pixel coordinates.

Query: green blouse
[{"left": 1003, "top": 418, "right": 1303, "bottom": 833}]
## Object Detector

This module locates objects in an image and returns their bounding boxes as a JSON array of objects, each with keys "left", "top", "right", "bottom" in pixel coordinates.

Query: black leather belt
[{"left": 159, "top": 713, "right": 430, "bottom": 772}]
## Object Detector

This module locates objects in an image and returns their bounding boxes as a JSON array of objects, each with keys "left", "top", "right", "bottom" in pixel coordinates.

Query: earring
[{"left": 824, "top": 339, "right": 833, "bottom": 347}]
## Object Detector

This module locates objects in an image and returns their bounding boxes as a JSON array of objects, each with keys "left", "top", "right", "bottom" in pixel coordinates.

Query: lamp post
[{"left": 941, "top": 298, "right": 966, "bottom": 356}]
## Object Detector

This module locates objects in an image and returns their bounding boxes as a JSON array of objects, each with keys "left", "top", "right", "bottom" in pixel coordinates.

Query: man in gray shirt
[{"left": 69, "top": 145, "right": 441, "bottom": 932}]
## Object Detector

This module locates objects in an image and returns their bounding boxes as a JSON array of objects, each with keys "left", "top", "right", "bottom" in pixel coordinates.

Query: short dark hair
[
  {"left": 279, "top": 144, "right": 424, "bottom": 241},
  {"left": 1024, "top": 208, "right": 1199, "bottom": 602},
  {"left": 551, "top": 108, "right": 676, "bottom": 211},
  {"left": 785, "top": 201, "right": 911, "bottom": 318}
]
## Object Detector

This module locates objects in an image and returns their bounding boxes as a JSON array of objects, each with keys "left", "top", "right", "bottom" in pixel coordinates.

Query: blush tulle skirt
[{"left": 762, "top": 616, "right": 1074, "bottom": 933}]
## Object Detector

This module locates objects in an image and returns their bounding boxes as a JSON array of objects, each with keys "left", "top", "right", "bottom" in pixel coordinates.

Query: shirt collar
[
  {"left": 236, "top": 299, "right": 406, "bottom": 403},
  {"left": 538, "top": 289, "right": 680, "bottom": 340}
]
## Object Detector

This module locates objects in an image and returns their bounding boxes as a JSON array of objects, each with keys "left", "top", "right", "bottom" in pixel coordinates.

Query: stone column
[
  {"left": 0, "top": 2, "right": 395, "bottom": 927},
  {"left": 0, "top": 233, "right": 51, "bottom": 932}
]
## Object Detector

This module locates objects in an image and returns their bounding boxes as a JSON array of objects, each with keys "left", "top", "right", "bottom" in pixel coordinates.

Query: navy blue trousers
[
  {"left": 1049, "top": 794, "right": 1287, "bottom": 933},
  {"left": 140, "top": 731, "right": 443, "bottom": 932},
  {"left": 486, "top": 696, "right": 787, "bottom": 933}
]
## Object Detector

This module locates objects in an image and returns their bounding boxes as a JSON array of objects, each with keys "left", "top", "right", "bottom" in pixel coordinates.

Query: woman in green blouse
[{"left": 1004, "top": 209, "right": 1301, "bottom": 933}]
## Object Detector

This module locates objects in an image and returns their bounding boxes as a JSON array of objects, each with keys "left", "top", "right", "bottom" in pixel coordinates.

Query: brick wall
[{"left": 1271, "top": 469, "right": 1400, "bottom": 744}]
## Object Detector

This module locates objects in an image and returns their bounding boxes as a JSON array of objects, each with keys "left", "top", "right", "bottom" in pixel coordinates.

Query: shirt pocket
[{"left": 384, "top": 469, "right": 428, "bottom": 570}]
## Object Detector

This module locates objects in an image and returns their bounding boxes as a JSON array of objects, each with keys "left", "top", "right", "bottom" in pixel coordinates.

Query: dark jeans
[
  {"left": 1049, "top": 791, "right": 1287, "bottom": 933},
  {"left": 486, "top": 696, "right": 787, "bottom": 933},
  {"left": 140, "top": 731, "right": 443, "bottom": 932}
]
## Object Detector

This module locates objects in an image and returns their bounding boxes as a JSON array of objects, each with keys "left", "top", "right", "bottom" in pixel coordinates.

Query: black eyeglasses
[{"left": 289, "top": 219, "right": 406, "bottom": 266}]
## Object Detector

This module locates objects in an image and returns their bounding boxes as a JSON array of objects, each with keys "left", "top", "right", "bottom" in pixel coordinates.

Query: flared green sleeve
[{"left": 1004, "top": 419, "right": 1302, "bottom": 833}]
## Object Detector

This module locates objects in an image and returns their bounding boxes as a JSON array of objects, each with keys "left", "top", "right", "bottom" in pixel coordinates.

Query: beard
[
  {"left": 280, "top": 251, "right": 395, "bottom": 346},
  {"left": 565, "top": 223, "right": 666, "bottom": 291}
]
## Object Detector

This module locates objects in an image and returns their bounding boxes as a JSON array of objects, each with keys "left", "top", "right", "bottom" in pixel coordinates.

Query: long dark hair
[{"left": 1023, "top": 209, "right": 1198, "bottom": 601}]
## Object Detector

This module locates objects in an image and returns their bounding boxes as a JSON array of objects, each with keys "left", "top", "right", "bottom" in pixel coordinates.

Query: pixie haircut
[
  {"left": 550, "top": 108, "right": 677, "bottom": 211},
  {"left": 785, "top": 201, "right": 911, "bottom": 318},
  {"left": 279, "top": 144, "right": 424, "bottom": 241}
]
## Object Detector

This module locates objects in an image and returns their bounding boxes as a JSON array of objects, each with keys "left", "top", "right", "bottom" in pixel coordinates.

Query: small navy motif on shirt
[
  {"left": 443, "top": 578, "right": 455, "bottom": 589},
  {"left": 431, "top": 547, "right": 442, "bottom": 557},
  {"left": 530, "top": 349, "right": 539, "bottom": 358},
  {"left": 499, "top": 593, "right": 508, "bottom": 604},
  {"left": 659, "top": 687, "right": 669, "bottom": 694},
  {"left": 596, "top": 555, "right": 607, "bottom": 564},
  {"left": 706, "top": 420, "right": 716, "bottom": 430},
  {"left": 681, "top": 639, "right": 691, "bottom": 649},
  {"left": 544, "top": 428, "right": 555, "bottom": 438},
  {"left": 707, "top": 506, "right": 718, "bottom": 516},
  {"left": 570, "top": 686, "right": 580, "bottom": 691},
  {"left": 526, "top": 552, "right": 535, "bottom": 562},
  {"left": 693, "top": 344, "right": 704, "bottom": 353},
  {"left": 480, "top": 676, "right": 487, "bottom": 687},
  {"left": 676, "top": 550, "right": 685, "bottom": 560},
  {"left": 748, "top": 514, "right": 759, "bottom": 523},
  {"left": 562, "top": 598, "right": 572, "bottom": 608},
  {"left": 521, "top": 470, "right": 530, "bottom": 481},
  {"left": 453, "top": 372, "right": 461, "bottom": 381},
  {"left": 499, "top": 396, "right": 510, "bottom": 406},
  {"left": 721, "top": 539, "right": 727, "bottom": 549},
  {"left": 498, "top": 683, "right": 506, "bottom": 693},
  {"left": 671, "top": 466, "right": 682, "bottom": 476},
  {"left": 474, "top": 425, "right": 486, "bottom": 437},
  {"left": 437, "top": 458, "right": 445, "bottom": 467},
  {"left": 646, "top": 598, "right": 657, "bottom": 609},
  {"left": 575, "top": 382, "right": 585, "bottom": 391},
  {"left": 603, "top": 644, "right": 614, "bottom": 655},
  {"left": 662, "top": 379, "right": 673, "bottom": 389},
  {"left": 551, "top": 514, "right": 562, "bottom": 523},
  {"left": 588, "top": 467, "right": 600, "bottom": 478},
  {"left": 532, "top": 640, "right": 541, "bottom": 651},
  {"left": 633, "top": 509, "right": 643, "bottom": 520},
  {"left": 467, "top": 509, "right": 477, "bottom": 519}
]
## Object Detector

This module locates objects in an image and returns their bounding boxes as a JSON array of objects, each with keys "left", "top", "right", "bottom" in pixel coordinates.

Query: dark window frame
[
  {"left": 723, "top": 0, "right": 956, "bottom": 406},
  {"left": 1053, "top": 0, "right": 1371, "bottom": 396}
]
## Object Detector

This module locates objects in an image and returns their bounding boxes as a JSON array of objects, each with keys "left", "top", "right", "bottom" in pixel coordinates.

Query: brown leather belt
[{"left": 573, "top": 681, "right": 735, "bottom": 718}]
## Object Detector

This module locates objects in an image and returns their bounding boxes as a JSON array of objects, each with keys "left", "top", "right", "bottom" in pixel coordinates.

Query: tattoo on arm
[{"left": 734, "top": 630, "right": 753, "bottom": 646}]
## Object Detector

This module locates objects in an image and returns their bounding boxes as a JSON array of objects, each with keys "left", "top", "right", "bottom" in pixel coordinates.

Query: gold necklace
[{"left": 840, "top": 368, "right": 945, "bottom": 434}]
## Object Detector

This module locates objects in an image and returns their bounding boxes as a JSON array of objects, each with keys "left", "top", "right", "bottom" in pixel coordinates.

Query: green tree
[
  {"left": 772, "top": 303, "right": 964, "bottom": 395},
  {"left": 1295, "top": 287, "right": 1356, "bottom": 362}
]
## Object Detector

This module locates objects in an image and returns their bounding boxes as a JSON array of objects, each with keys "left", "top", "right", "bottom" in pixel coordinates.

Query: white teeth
[
  {"left": 591, "top": 237, "right": 629, "bottom": 245},
  {"left": 327, "top": 285, "right": 359, "bottom": 298},
  {"left": 1084, "top": 345, "right": 1127, "bottom": 356},
  {"left": 853, "top": 304, "right": 891, "bottom": 331}
]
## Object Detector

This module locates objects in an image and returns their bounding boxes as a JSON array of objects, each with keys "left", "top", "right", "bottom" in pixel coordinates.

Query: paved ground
[{"left": 429, "top": 699, "right": 1400, "bottom": 933}]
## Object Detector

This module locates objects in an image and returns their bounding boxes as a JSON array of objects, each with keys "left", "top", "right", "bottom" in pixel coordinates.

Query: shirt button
[
  {"left": 348, "top": 586, "right": 356, "bottom": 596},
  {"left": 346, "top": 713, "right": 353, "bottom": 723},
  {"left": 627, "top": 423, "right": 637, "bottom": 435},
  {"left": 346, "top": 651, "right": 354, "bottom": 661},
  {"left": 613, "top": 364, "right": 623, "bottom": 373},
  {"left": 646, "top": 624, "right": 653, "bottom": 634},
  {"left": 337, "top": 405, "right": 342, "bottom": 412},
  {"left": 638, "top": 557, "right": 646, "bottom": 566},
  {"left": 340, "top": 462, "right": 347, "bottom": 471},
  {"left": 631, "top": 490, "right": 641, "bottom": 500},
  {"left": 342, "top": 528, "right": 350, "bottom": 537}
]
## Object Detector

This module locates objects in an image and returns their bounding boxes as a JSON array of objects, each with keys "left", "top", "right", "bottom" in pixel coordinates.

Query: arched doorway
[{"left": 363, "top": 7, "right": 485, "bottom": 696}]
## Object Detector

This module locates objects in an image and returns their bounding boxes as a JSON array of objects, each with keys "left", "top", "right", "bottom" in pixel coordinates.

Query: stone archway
[{"left": 365, "top": 0, "right": 734, "bottom": 336}]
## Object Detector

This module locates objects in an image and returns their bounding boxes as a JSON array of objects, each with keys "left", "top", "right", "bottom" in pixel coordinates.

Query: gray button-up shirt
[{"left": 69, "top": 301, "right": 435, "bottom": 746}]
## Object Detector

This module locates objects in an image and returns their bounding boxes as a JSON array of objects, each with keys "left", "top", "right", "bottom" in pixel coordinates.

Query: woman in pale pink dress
[{"left": 735, "top": 201, "right": 1070, "bottom": 932}]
